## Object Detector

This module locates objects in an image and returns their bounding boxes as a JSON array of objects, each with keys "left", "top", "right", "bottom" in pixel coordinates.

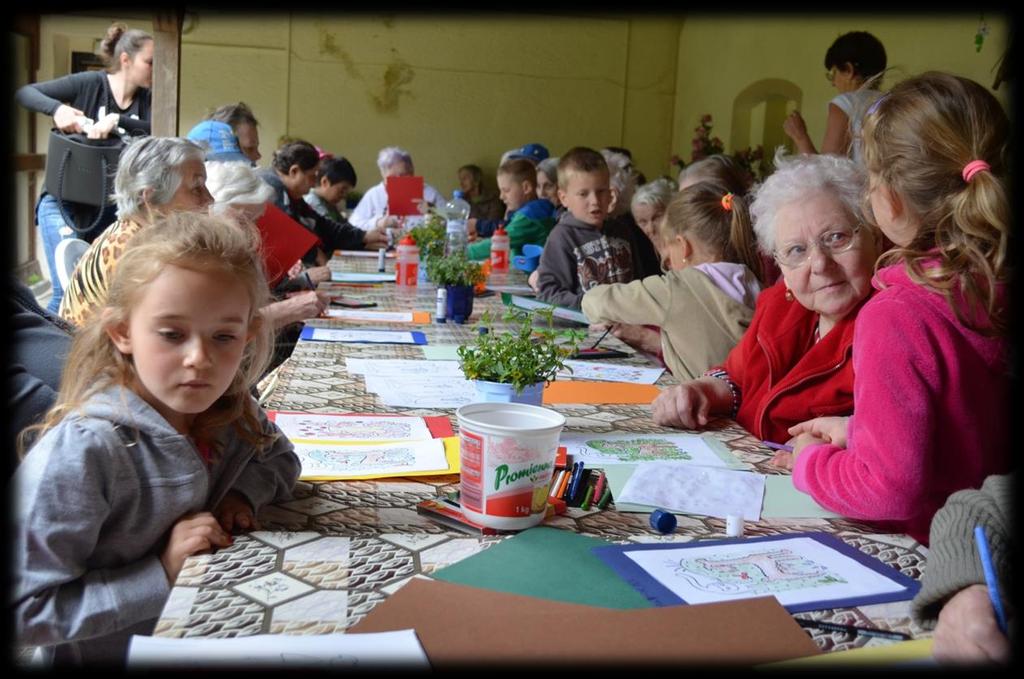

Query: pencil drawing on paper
[
  {"left": 302, "top": 446, "right": 416, "bottom": 473},
  {"left": 585, "top": 437, "right": 694, "bottom": 462},
  {"left": 667, "top": 548, "right": 847, "bottom": 595},
  {"left": 292, "top": 417, "right": 416, "bottom": 441}
]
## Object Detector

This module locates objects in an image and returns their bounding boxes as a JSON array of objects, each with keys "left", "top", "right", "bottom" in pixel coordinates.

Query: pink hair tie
[{"left": 962, "top": 160, "right": 990, "bottom": 183}]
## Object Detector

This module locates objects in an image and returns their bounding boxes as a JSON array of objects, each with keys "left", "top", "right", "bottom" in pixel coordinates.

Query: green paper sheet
[
  {"left": 421, "top": 345, "right": 462, "bottom": 360},
  {"left": 761, "top": 475, "right": 841, "bottom": 519},
  {"left": 431, "top": 526, "right": 653, "bottom": 609},
  {"left": 603, "top": 464, "right": 655, "bottom": 513}
]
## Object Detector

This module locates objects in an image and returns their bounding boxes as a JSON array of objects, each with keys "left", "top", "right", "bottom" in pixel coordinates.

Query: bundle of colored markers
[{"left": 549, "top": 461, "right": 611, "bottom": 510}]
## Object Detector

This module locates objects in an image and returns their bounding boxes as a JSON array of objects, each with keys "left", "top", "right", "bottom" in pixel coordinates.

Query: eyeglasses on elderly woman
[{"left": 773, "top": 224, "right": 862, "bottom": 268}]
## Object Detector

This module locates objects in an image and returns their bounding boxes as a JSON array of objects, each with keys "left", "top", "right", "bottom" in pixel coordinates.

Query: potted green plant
[
  {"left": 458, "top": 307, "right": 584, "bottom": 405},
  {"left": 425, "top": 253, "right": 485, "bottom": 324},
  {"left": 408, "top": 212, "right": 447, "bottom": 283}
]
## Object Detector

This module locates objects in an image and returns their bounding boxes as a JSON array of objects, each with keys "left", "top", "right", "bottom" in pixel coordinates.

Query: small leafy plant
[
  {"left": 426, "top": 253, "right": 485, "bottom": 288},
  {"left": 408, "top": 213, "right": 447, "bottom": 262},
  {"left": 458, "top": 307, "right": 584, "bottom": 393}
]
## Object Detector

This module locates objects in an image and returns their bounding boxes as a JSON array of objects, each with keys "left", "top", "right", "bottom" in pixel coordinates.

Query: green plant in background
[
  {"left": 458, "top": 306, "right": 584, "bottom": 394},
  {"left": 408, "top": 212, "right": 447, "bottom": 262},
  {"left": 425, "top": 252, "right": 485, "bottom": 287}
]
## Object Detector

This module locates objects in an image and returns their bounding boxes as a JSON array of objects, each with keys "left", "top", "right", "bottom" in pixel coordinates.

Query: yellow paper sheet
[
  {"left": 759, "top": 638, "right": 934, "bottom": 667},
  {"left": 300, "top": 436, "right": 460, "bottom": 481},
  {"left": 543, "top": 380, "right": 660, "bottom": 405}
]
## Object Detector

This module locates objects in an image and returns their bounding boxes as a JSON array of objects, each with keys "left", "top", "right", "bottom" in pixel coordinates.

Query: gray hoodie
[{"left": 11, "top": 385, "right": 301, "bottom": 666}]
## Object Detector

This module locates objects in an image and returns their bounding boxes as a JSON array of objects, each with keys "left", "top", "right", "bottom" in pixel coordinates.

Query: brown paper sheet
[{"left": 350, "top": 578, "right": 820, "bottom": 667}]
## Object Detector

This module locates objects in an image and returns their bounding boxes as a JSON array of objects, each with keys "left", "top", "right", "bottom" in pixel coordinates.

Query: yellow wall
[
  {"left": 672, "top": 14, "right": 1010, "bottom": 173},
  {"left": 181, "top": 13, "right": 683, "bottom": 197}
]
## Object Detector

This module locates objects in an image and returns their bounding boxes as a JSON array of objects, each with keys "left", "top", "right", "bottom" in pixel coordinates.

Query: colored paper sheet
[
  {"left": 127, "top": 629, "right": 429, "bottom": 668},
  {"left": 761, "top": 638, "right": 935, "bottom": 668},
  {"left": 385, "top": 175, "right": 424, "bottom": 216},
  {"left": 325, "top": 309, "right": 431, "bottom": 324},
  {"left": 349, "top": 578, "right": 820, "bottom": 667},
  {"left": 542, "top": 380, "right": 660, "bottom": 404},
  {"left": 762, "top": 475, "right": 843, "bottom": 519},
  {"left": 299, "top": 327, "right": 427, "bottom": 344},
  {"left": 268, "top": 412, "right": 453, "bottom": 444},
  {"left": 592, "top": 532, "right": 921, "bottom": 612},
  {"left": 330, "top": 271, "right": 395, "bottom": 283},
  {"left": 293, "top": 437, "right": 459, "bottom": 481},
  {"left": 618, "top": 461, "right": 766, "bottom": 521},
  {"left": 345, "top": 358, "right": 463, "bottom": 378},
  {"left": 559, "top": 360, "right": 664, "bottom": 384},
  {"left": 602, "top": 463, "right": 654, "bottom": 512},
  {"left": 431, "top": 526, "right": 654, "bottom": 609},
  {"left": 558, "top": 433, "right": 747, "bottom": 469},
  {"left": 420, "top": 345, "right": 462, "bottom": 361},
  {"left": 500, "top": 292, "right": 589, "bottom": 324},
  {"left": 253, "top": 203, "right": 320, "bottom": 287}
]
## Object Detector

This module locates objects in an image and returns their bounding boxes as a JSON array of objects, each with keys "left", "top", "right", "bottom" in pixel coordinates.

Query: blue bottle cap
[
  {"left": 478, "top": 327, "right": 489, "bottom": 335},
  {"left": 649, "top": 508, "right": 677, "bottom": 534}
]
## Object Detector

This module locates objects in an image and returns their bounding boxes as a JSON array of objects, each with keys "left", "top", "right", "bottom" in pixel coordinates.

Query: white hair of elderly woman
[
  {"left": 601, "top": 149, "right": 637, "bottom": 217},
  {"left": 113, "top": 136, "right": 205, "bottom": 218},
  {"left": 749, "top": 148, "right": 869, "bottom": 255},
  {"left": 376, "top": 146, "right": 413, "bottom": 174},
  {"left": 631, "top": 177, "right": 677, "bottom": 213},
  {"left": 204, "top": 160, "right": 275, "bottom": 213}
]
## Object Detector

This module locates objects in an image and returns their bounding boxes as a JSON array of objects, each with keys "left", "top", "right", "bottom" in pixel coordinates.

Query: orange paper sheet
[{"left": 543, "top": 381, "right": 660, "bottom": 405}]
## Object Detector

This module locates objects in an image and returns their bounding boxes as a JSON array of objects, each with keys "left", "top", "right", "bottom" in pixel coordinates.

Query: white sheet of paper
[
  {"left": 293, "top": 438, "right": 449, "bottom": 478},
  {"left": 128, "top": 629, "right": 429, "bottom": 668},
  {"left": 363, "top": 374, "right": 477, "bottom": 408},
  {"left": 345, "top": 358, "right": 463, "bottom": 378},
  {"left": 558, "top": 433, "right": 745, "bottom": 468},
  {"left": 273, "top": 413, "right": 433, "bottom": 443},
  {"left": 338, "top": 249, "right": 395, "bottom": 258},
  {"left": 330, "top": 271, "right": 394, "bottom": 283},
  {"left": 559, "top": 360, "right": 664, "bottom": 384},
  {"left": 305, "top": 328, "right": 418, "bottom": 344},
  {"left": 618, "top": 461, "right": 765, "bottom": 521},
  {"left": 508, "top": 294, "right": 589, "bottom": 324},
  {"left": 623, "top": 536, "right": 906, "bottom": 607},
  {"left": 326, "top": 309, "right": 413, "bottom": 322}
]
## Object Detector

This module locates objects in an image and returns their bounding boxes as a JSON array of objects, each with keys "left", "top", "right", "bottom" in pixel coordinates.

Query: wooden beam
[
  {"left": 14, "top": 154, "right": 46, "bottom": 173},
  {"left": 151, "top": 9, "right": 184, "bottom": 137}
]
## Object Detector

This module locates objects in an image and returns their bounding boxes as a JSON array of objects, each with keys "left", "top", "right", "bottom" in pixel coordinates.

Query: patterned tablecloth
[{"left": 153, "top": 253, "right": 931, "bottom": 654}]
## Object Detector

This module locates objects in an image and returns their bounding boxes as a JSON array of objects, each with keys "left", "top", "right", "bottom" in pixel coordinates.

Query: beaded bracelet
[{"left": 703, "top": 368, "right": 741, "bottom": 419}]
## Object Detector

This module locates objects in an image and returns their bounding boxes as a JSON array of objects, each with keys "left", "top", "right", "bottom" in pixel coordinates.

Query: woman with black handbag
[{"left": 16, "top": 22, "right": 153, "bottom": 313}]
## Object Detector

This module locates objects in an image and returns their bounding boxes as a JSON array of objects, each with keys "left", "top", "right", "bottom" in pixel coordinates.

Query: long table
[{"left": 151, "top": 252, "right": 931, "bottom": 654}]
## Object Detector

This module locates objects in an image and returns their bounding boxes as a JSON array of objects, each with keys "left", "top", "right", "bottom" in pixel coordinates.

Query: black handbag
[{"left": 44, "top": 129, "right": 124, "bottom": 234}]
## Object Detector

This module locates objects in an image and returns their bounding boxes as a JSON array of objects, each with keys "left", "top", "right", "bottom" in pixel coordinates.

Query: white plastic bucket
[{"left": 456, "top": 402, "right": 566, "bottom": 530}]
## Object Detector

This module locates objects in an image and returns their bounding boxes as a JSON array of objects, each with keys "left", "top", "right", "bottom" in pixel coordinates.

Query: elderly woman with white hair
[
  {"left": 59, "top": 136, "right": 214, "bottom": 327},
  {"left": 205, "top": 159, "right": 330, "bottom": 331},
  {"left": 348, "top": 146, "right": 445, "bottom": 231},
  {"left": 652, "top": 151, "right": 884, "bottom": 444}
]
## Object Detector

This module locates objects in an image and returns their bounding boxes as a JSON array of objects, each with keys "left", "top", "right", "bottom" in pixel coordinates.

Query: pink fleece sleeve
[{"left": 792, "top": 293, "right": 935, "bottom": 521}]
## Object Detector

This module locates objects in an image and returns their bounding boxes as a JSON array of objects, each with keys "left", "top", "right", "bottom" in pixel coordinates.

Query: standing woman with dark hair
[
  {"left": 16, "top": 22, "right": 154, "bottom": 313},
  {"left": 783, "top": 30, "right": 887, "bottom": 163}
]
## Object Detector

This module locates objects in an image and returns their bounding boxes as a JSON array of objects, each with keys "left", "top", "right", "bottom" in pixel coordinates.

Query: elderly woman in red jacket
[{"left": 652, "top": 151, "right": 883, "bottom": 443}]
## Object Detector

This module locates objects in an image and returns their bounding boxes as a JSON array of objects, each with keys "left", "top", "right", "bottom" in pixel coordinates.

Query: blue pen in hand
[{"left": 974, "top": 525, "right": 1008, "bottom": 635}]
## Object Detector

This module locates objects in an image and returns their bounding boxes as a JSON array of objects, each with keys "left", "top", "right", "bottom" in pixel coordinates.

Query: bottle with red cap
[
  {"left": 395, "top": 235, "right": 419, "bottom": 286},
  {"left": 490, "top": 225, "right": 510, "bottom": 273}
]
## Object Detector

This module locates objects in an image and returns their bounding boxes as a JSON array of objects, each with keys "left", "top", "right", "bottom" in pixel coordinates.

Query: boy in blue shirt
[{"left": 467, "top": 158, "right": 556, "bottom": 260}]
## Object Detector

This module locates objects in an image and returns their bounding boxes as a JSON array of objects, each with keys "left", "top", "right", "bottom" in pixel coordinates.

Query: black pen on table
[
  {"left": 590, "top": 326, "right": 612, "bottom": 350},
  {"left": 794, "top": 617, "right": 910, "bottom": 642}
]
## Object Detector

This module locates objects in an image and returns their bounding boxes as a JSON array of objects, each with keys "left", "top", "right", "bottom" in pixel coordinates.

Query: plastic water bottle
[
  {"left": 395, "top": 235, "right": 420, "bottom": 287},
  {"left": 490, "top": 225, "right": 510, "bottom": 273},
  {"left": 443, "top": 190, "right": 471, "bottom": 257}
]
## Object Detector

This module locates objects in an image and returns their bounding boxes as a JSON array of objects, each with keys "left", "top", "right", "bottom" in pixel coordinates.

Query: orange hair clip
[{"left": 721, "top": 193, "right": 734, "bottom": 211}]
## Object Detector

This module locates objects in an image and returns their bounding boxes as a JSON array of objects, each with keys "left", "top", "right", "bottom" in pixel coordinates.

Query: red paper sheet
[
  {"left": 385, "top": 175, "right": 425, "bottom": 216},
  {"left": 254, "top": 204, "right": 321, "bottom": 287}
]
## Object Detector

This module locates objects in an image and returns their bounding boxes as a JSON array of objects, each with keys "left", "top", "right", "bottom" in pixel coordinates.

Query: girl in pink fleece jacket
[{"left": 774, "top": 72, "right": 1011, "bottom": 545}]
